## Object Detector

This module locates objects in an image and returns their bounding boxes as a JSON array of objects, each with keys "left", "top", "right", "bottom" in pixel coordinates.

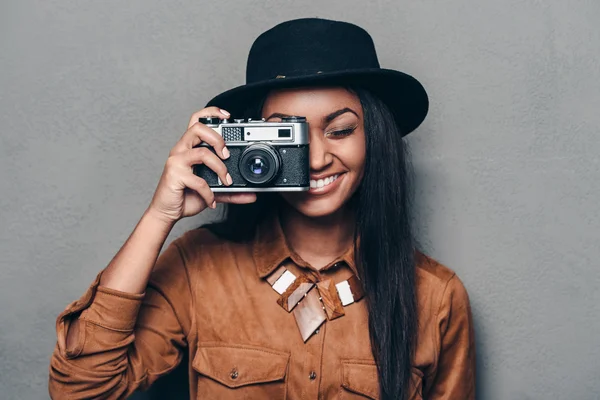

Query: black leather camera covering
[{"left": 193, "top": 145, "right": 309, "bottom": 188}]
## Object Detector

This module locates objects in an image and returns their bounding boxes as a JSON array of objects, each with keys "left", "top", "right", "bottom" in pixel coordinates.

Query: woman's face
[{"left": 261, "top": 86, "right": 366, "bottom": 218}]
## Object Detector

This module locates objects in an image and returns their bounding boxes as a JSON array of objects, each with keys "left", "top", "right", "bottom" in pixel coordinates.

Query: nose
[{"left": 309, "top": 131, "right": 333, "bottom": 172}]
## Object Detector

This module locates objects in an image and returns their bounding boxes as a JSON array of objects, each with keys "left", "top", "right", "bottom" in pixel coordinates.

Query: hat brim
[{"left": 206, "top": 68, "right": 428, "bottom": 136}]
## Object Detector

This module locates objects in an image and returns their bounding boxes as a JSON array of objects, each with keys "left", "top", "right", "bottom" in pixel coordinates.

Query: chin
[{"left": 280, "top": 194, "right": 347, "bottom": 219}]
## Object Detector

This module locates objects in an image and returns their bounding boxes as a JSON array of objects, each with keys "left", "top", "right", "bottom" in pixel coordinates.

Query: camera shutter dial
[
  {"left": 281, "top": 116, "right": 306, "bottom": 123},
  {"left": 198, "top": 117, "right": 221, "bottom": 125}
]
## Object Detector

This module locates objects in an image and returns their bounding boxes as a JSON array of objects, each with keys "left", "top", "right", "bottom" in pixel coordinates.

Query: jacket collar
[{"left": 252, "top": 209, "right": 358, "bottom": 278}]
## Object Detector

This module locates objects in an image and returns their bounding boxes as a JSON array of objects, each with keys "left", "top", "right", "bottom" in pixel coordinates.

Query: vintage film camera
[{"left": 193, "top": 116, "right": 310, "bottom": 192}]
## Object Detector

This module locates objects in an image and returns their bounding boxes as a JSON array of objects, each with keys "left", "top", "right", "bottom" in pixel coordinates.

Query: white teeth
[{"left": 310, "top": 174, "right": 339, "bottom": 190}]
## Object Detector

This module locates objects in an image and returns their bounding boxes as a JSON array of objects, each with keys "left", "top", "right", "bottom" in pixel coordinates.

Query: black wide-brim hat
[{"left": 206, "top": 18, "right": 428, "bottom": 136}]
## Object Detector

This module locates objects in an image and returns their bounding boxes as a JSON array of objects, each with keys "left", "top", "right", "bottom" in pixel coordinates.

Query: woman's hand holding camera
[
  {"left": 147, "top": 107, "right": 257, "bottom": 224},
  {"left": 97, "top": 108, "right": 257, "bottom": 294}
]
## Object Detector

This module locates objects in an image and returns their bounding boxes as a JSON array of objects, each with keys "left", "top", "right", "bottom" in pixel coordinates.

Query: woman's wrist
[
  {"left": 98, "top": 209, "right": 175, "bottom": 293},
  {"left": 143, "top": 207, "right": 178, "bottom": 233}
]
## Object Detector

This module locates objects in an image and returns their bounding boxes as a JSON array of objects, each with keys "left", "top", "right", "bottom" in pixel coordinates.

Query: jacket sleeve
[
  {"left": 48, "top": 238, "right": 193, "bottom": 400},
  {"left": 427, "top": 274, "right": 476, "bottom": 399}
]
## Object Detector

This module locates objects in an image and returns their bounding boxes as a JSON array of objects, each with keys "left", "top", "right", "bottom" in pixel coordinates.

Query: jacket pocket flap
[
  {"left": 341, "top": 361, "right": 423, "bottom": 400},
  {"left": 341, "top": 360, "right": 380, "bottom": 399},
  {"left": 192, "top": 343, "right": 290, "bottom": 388}
]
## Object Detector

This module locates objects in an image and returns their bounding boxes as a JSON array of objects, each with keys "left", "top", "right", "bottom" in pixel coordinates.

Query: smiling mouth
[{"left": 309, "top": 174, "right": 340, "bottom": 189}]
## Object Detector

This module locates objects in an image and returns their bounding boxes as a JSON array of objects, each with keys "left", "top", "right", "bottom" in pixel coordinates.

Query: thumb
[{"left": 214, "top": 193, "right": 257, "bottom": 204}]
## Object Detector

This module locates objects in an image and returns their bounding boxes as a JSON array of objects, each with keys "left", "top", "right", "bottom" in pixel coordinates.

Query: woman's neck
[{"left": 279, "top": 203, "right": 355, "bottom": 270}]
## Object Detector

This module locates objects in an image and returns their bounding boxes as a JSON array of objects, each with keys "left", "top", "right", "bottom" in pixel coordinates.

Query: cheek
[{"left": 337, "top": 135, "right": 366, "bottom": 174}]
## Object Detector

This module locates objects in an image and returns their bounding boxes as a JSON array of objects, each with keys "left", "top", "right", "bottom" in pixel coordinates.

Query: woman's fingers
[
  {"left": 214, "top": 193, "right": 258, "bottom": 204},
  {"left": 171, "top": 122, "right": 229, "bottom": 159},
  {"left": 188, "top": 107, "right": 230, "bottom": 129},
  {"left": 162, "top": 106, "right": 256, "bottom": 210},
  {"left": 180, "top": 173, "right": 216, "bottom": 209},
  {"left": 180, "top": 146, "right": 231, "bottom": 187}
]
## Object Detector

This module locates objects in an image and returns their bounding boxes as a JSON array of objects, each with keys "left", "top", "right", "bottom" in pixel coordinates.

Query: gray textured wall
[{"left": 1, "top": 0, "right": 599, "bottom": 399}]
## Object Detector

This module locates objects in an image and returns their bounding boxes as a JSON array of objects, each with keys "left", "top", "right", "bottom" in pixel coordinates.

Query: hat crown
[{"left": 246, "top": 18, "right": 381, "bottom": 83}]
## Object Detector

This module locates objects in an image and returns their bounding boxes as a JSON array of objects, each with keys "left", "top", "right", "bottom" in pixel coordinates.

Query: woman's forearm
[{"left": 99, "top": 208, "right": 176, "bottom": 294}]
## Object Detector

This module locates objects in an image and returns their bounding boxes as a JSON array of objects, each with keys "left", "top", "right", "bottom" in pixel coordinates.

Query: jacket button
[
  {"left": 230, "top": 368, "right": 239, "bottom": 379},
  {"left": 309, "top": 371, "right": 317, "bottom": 380}
]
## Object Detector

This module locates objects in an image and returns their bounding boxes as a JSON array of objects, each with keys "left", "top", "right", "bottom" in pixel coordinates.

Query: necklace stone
[{"left": 265, "top": 263, "right": 364, "bottom": 341}]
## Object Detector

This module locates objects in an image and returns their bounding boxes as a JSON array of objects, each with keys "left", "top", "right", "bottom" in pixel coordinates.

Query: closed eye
[{"left": 325, "top": 126, "right": 357, "bottom": 138}]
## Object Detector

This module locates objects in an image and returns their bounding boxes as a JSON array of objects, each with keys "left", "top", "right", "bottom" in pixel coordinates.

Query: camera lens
[
  {"left": 239, "top": 144, "right": 281, "bottom": 185},
  {"left": 249, "top": 157, "right": 266, "bottom": 175}
]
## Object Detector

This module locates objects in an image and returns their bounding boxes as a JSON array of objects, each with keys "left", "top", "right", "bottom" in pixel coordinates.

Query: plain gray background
[{"left": 1, "top": 0, "right": 599, "bottom": 399}]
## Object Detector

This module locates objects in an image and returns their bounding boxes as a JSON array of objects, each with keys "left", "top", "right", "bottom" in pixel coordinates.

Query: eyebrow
[{"left": 265, "top": 107, "right": 359, "bottom": 124}]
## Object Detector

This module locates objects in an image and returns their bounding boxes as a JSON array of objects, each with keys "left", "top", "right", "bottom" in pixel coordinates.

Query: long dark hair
[{"left": 203, "top": 86, "right": 418, "bottom": 400}]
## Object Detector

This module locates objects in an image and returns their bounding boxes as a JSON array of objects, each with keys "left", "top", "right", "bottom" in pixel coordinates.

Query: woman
[{"left": 49, "top": 18, "right": 475, "bottom": 399}]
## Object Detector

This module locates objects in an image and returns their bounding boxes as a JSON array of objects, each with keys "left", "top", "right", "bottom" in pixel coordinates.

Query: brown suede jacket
[{"left": 49, "top": 211, "right": 476, "bottom": 399}]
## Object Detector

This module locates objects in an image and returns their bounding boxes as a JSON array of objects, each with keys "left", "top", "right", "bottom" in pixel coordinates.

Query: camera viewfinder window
[{"left": 278, "top": 128, "right": 291, "bottom": 138}]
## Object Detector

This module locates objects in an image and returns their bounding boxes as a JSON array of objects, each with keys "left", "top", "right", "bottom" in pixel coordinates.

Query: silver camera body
[{"left": 193, "top": 116, "right": 310, "bottom": 192}]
